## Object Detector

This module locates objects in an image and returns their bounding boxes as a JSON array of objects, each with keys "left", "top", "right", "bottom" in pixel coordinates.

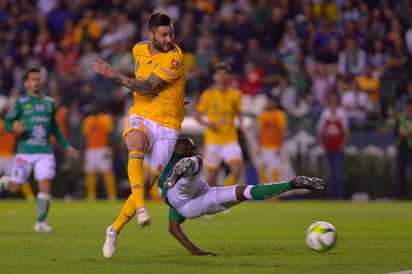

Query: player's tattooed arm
[{"left": 126, "top": 73, "right": 169, "bottom": 95}]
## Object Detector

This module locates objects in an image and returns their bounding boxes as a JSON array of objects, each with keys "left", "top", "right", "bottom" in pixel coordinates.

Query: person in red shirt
[{"left": 316, "top": 93, "right": 350, "bottom": 199}]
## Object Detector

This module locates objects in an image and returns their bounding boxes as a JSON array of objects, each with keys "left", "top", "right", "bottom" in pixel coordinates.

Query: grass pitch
[{"left": 0, "top": 199, "right": 411, "bottom": 274}]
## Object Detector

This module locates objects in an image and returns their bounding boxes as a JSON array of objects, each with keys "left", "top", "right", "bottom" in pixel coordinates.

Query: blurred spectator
[
  {"left": 355, "top": 64, "right": 381, "bottom": 119},
  {"left": 218, "top": 35, "right": 244, "bottom": 74},
  {"left": 73, "top": 9, "right": 102, "bottom": 45},
  {"left": 230, "top": 10, "right": 255, "bottom": 50},
  {"left": 367, "top": 39, "right": 387, "bottom": 78},
  {"left": 0, "top": 55, "right": 23, "bottom": 96},
  {"left": 385, "top": 37, "right": 409, "bottom": 83},
  {"left": 153, "top": 0, "right": 180, "bottom": 23},
  {"left": 46, "top": 0, "right": 70, "bottom": 41},
  {"left": 316, "top": 93, "right": 349, "bottom": 199},
  {"left": 312, "top": 0, "right": 338, "bottom": 24},
  {"left": 33, "top": 29, "right": 57, "bottom": 72},
  {"left": 51, "top": 94, "right": 75, "bottom": 200},
  {"left": 396, "top": 80, "right": 412, "bottom": 114},
  {"left": 260, "top": 5, "right": 287, "bottom": 49},
  {"left": 341, "top": 81, "right": 369, "bottom": 128},
  {"left": 337, "top": 37, "right": 366, "bottom": 78},
  {"left": 98, "top": 19, "right": 123, "bottom": 59},
  {"left": 115, "top": 12, "right": 137, "bottom": 42},
  {"left": 243, "top": 37, "right": 266, "bottom": 67},
  {"left": 110, "top": 41, "right": 135, "bottom": 77},
  {"left": 78, "top": 83, "right": 98, "bottom": 117},
  {"left": 307, "top": 62, "right": 335, "bottom": 116},
  {"left": 261, "top": 52, "right": 286, "bottom": 94},
  {"left": 316, "top": 37, "right": 340, "bottom": 68},
  {"left": 242, "top": 60, "right": 263, "bottom": 97},
  {"left": 78, "top": 41, "right": 100, "bottom": 80},
  {"left": 394, "top": 98, "right": 412, "bottom": 199},
  {"left": 365, "top": 6, "right": 386, "bottom": 43},
  {"left": 271, "top": 74, "right": 298, "bottom": 115},
  {"left": 405, "top": 17, "right": 412, "bottom": 56}
]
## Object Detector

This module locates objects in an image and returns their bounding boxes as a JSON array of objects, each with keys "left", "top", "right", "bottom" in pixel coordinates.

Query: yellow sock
[
  {"left": 112, "top": 195, "right": 136, "bottom": 232},
  {"left": 224, "top": 174, "right": 236, "bottom": 187},
  {"left": 128, "top": 151, "right": 145, "bottom": 209},
  {"left": 271, "top": 169, "right": 279, "bottom": 182},
  {"left": 86, "top": 173, "right": 97, "bottom": 199},
  {"left": 259, "top": 166, "right": 267, "bottom": 183},
  {"left": 149, "top": 180, "right": 161, "bottom": 201},
  {"left": 103, "top": 172, "right": 117, "bottom": 200},
  {"left": 20, "top": 182, "right": 35, "bottom": 200}
]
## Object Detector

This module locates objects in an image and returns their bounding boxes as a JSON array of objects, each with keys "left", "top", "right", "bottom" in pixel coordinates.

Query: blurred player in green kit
[{"left": 0, "top": 68, "right": 79, "bottom": 233}]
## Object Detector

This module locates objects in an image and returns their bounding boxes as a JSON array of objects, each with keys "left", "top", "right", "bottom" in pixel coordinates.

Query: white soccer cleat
[
  {"left": 0, "top": 174, "right": 10, "bottom": 192},
  {"left": 34, "top": 222, "right": 53, "bottom": 233},
  {"left": 165, "top": 156, "right": 202, "bottom": 189},
  {"left": 103, "top": 226, "right": 118, "bottom": 258},
  {"left": 136, "top": 206, "right": 151, "bottom": 228}
]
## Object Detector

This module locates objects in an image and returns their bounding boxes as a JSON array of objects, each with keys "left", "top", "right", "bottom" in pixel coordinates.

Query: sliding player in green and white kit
[
  {"left": 0, "top": 67, "right": 78, "bottom": 233},
  {"left": 102, "top": 137, "right": 324, "bottom": 257}
]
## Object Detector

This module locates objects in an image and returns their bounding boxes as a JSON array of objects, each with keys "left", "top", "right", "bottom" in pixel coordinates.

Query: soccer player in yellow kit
[
  {"left": 82, "top": 101, "right": 116, "bottom": 200},
  {"left": 92, "top": 13, "right": 186, "bottom": 258},
  {"left": 256, "top": 95, "right": 288, "bottom": 182},
  {"left": 194, "top": 62, "right": 244, "bottom": 187}
]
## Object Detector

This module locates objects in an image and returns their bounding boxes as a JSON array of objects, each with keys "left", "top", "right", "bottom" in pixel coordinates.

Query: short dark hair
[
  {"left": 23, "top": 67, "right": 40, "bottom": 81},
  {"left": 213, "top": 62, "right": 231, "bottom": 74},
  {"left": 147, "top": 13, "right": 172, "bottom": 32}
]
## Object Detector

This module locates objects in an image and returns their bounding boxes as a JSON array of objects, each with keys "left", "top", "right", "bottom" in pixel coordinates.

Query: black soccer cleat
[{"left": 289, "top": 176, "right": 324, "bottom": 191}]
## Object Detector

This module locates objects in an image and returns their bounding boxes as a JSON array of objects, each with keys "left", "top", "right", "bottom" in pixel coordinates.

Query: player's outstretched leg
[
  {"left": 103, "top": 226, "right": 118, "bottom": 258},
  {"left": 289, "top": 176, "right": 324, "bottom": 191},
  {"left": 165, "top": 156, "right": 202, "bottom": 189}
]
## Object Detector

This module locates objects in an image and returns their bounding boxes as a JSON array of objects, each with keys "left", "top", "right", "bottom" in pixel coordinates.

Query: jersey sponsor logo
[
  {"left": 15, "top": 157, "right": 28, "bottom": 166},
  {"left": 26, "top": 137, "right": 47, "bottom": 146},
  {"left": 160, "top": 67, "right": 175, "bottom": 77},
  {"left": 35, "top": 104, "right": 45, "bottom": 111},
  {"left": 24, "top": 104, "right": 32, "bottom": 110},
  {"left": 171, "top": 59, "right": 180, "bottom": 67},
  {"left": 30, "top": 116, "right": 50, "bottom": 123}
]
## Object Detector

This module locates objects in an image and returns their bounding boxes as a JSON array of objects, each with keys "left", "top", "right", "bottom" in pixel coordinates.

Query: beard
[{"left": 152, "top": 37, "right": 172, "bottom": 53}]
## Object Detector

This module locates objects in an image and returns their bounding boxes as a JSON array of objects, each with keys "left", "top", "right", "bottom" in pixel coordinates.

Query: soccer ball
[{"left": 306, "top": 221, "right": 337, "bottom": 252}]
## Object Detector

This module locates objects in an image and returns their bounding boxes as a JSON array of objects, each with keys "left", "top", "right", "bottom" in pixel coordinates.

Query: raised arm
[
  {"left": 92, "top": 58, "right": 168, "bottom": 96},
  {"left": 168, "top": 219, "right": 220, "bottom": 256}
]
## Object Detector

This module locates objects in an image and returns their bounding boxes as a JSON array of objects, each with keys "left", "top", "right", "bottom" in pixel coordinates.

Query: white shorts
[
  {"left": 203, "top": 142, "right": 243, "bottom": 169},
  {"left": 167, "top": 173, "right": 240, "bottom": 218},
  {"left": 10, "top": 153, "right": 56, "bottom": 184},
  {"left": 0, "top": 156, "right": 14, "bottom": 175},
  {"left": 125, "top": 115, "right": 179, "bottom": 176},
  {"left": 84, "top": 147, "right": 113, "bottom": 173}
]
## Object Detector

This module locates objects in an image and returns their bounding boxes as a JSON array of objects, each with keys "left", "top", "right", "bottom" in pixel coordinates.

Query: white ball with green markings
[{"left": 306, "top": 221, "right": 337, "bottom": 252}]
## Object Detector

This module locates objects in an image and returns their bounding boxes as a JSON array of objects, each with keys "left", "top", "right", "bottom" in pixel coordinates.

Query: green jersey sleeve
[
  {"left": 3, "top": 100, "right": 22, "bottom": 133},
  {"left": 169, "top": 206, "right": 186, "bottom": 223}
]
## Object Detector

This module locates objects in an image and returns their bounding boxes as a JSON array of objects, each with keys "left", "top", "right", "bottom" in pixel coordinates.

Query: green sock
[
  {"left": 250, "top": 182, "right": 291, "bottom": 200},
  {"left": 37, "top": 197, "right": 50, "bottom": 222}
]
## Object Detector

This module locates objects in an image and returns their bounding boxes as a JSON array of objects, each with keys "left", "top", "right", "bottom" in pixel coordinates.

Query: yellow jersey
[
  {"left": 82, "top": 113, "right": 113, "bottom": 149},
  {"left": 196, "top": 87, "right": 242, "bottom": 144},
  {"left": 257, "top": 109, "right": 287, "bottom": 151},
  {"left": 128, "top": 41, "right": 186, "bottom": 130}
]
